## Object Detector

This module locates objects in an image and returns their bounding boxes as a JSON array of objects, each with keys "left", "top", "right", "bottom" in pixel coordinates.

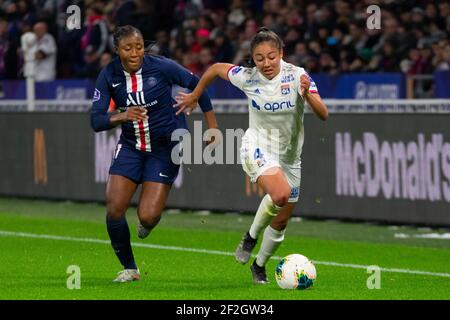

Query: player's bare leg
[
  {"left": 270, "top": 202, "right": 296, "bottom": 231},
  {"left": 246, "top": 203, "right": 297, "bottom": 283},
  {"left": 105, "top": 174, "right": 140, "bottom": 282},
  {"left": 106, "top": 175, "right": 137, "bottom": 220},
  {"left": 257, "top": 167, "right": 292, "bottom": 208},
  {"left": 136, "top": 181, "right": 171, "bottom": 239},
  {"left": 236, "top": 167, "right": 292, "bottom": 283},
  {"left": 235, "top": 168, "right": 290, "bottom": 263}
]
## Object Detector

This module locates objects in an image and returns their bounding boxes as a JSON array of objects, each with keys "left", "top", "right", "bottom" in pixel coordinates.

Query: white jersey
[
  {"left": 34, "top": 33, "right": 57, "bottom": 81},
  {"left": 227, "top": 60, "right": 318, "bottom": 164}
]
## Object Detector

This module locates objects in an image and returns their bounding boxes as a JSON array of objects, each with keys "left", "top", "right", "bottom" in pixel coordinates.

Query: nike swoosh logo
[
  {"left": 159, "top": 173, "right": 168, "bottom": 178},
  {"left": 112, "top": 83, "right": 121, "bottom": 87}
]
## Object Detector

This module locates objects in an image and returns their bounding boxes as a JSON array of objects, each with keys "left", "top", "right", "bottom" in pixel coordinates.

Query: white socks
[
  {"left": 248, "top": 194, "right": 286, "bottom": 267},
  {"left": 255, "top": 225, "right": 285, "bottom": 267},
  {"left": 249, "top": 194, "right": 282, "bottom": 239}
]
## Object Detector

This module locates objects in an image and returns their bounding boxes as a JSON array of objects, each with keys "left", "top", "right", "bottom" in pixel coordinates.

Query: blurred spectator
[
  {"left": 198, "top": 47, "right": 214, "bottom": 75},
  {"left": 319, "top": 52, "right": 338, "bottom": 74},
  {"left": 17, "top": 0, "right": 37, "bottom": 33},
  {"left": 228, "top": 0, "right": 247, "bottom": 27},
  {"left": 263, "top": 0, "right": 283, "bottom": 15},
  {"left": 212, "top": 31, "right": 234, "bottom": 62},
  {"left": 435, "top": 43, "right": 450, "bottom": 71},
  {"left": 81, "top": 3, "right": 108, "bottom": 65},
  {"left": 439, "top": 2, "right": 450, "bottom": 25},
  {"left": 308, "top": 40, "right": 322, "bottom": 58},
  {"left": 344, "top": 21, "right": 368, "bottom": 53},
  {"left": 1, "top": 0, "right": 450, "bottom": 79},
  {"left": 115, "top": 0, "right": 138, "bottom": 27},
  {"left": 194, "top": 28, "right": 212, "bottom": 52},
  {"left": 286, "top": 42, "right": 309, "bottom": 67},
  {"left": 377, "top": 41, "right": 400, "bottom": 73},
  {"left": 261, "top": 13, "right": 282, "bottom": 36},
  {"left": 420, "top": 46, "right": 434, "bottom": 74},
  {"left": 181, "top": 50, "right": 201, "bottom": 74},
  {"left": 99, "top": 51, "right": 112, "bottom": 69},
  {"left": 153, "top": 30, "right": 171, "bottom": 57},
  {"left": 284, "top": 27, "right": 301, "bottom": 56},
  {"left": 432, "top": 39, "right": 450, "bottom": 70},
  {"left": 33, "top": 21, "right": 57, "bottom": 81},
  {"left": 2, "top": 0, "right": 38, "bottom": 36},
  {"left": 232, "top": 39, "right": 250, "bottom": 66},
  {"left": 0, "top": 16, "right": 19, "bottom": 79},
  {"left": 401, "top": 48, "right": 430, "bottom": 75}
]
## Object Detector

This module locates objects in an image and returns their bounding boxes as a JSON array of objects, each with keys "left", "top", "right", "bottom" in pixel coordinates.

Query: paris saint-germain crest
[{"left": 148, "top": 77, "right": 157, "bottom": 87}]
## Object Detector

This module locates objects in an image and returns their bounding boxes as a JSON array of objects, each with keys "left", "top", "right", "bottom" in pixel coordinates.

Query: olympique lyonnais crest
[{"left": 281, "top": 84, "right": 290, "bottom": 95}]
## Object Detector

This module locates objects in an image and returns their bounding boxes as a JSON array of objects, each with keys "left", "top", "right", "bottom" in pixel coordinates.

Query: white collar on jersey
[{"left": 122, "top": 67, "right": 143, "bottom": 76}]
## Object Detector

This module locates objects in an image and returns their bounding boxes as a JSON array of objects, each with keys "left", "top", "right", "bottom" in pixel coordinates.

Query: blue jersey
[{"left": 90, "top": 55, "right": 212, "bottom": 152}]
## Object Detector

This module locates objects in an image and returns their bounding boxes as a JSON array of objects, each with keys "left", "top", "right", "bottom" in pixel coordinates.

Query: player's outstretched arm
[{"left": 174, "top": 63, "right": 233, "bottom": 115}]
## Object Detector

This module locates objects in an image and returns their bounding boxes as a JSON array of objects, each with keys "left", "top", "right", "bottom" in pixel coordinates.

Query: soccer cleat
[
  {"left": 113, "top": 269, "right": 140, "bottom": 283},
  {"left": 250, "top": 259, "right": 269, "bottom": 284},
  {"left": 137, "top": 221, "right": 151, "bottom": 239},
  {"left": 235, "top": 231, "right": 257, "bottom": 264}
]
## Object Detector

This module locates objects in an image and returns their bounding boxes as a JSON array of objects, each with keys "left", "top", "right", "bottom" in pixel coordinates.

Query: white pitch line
[{"left": 1, "top": 230, "right": 450, "bottom": 278}]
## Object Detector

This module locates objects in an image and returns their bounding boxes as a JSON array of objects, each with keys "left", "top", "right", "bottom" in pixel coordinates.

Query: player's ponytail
[{"left": 143, "top": 41, "right": 157, "bottom": 55}]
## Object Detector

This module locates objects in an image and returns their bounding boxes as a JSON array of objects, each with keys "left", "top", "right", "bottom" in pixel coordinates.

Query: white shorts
[{"left": 240, "top": 132, "right": 301, "bottom": 203}]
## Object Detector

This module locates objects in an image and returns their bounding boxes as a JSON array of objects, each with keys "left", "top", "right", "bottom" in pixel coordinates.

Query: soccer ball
[{"left": 275, "top": 254, "right": 316, "bottom": 290}]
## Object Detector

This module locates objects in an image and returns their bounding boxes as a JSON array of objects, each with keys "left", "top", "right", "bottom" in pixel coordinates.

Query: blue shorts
[{"left": 109, "top": 141, "right": 180, "bottom": 185}]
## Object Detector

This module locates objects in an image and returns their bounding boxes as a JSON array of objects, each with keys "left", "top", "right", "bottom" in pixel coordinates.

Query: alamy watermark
[
  {"left": 366, "top": 265, "right": 381, "bottom": 289},
  {"left": 66, "top": 5, "right": 81, "bottom": 30},
  {"left": 366, "top": 5, "right": 381, "bottom": 30},
  {"left": 170, "top": 121, "right": 281, "bottom": 166},
  {"left": 66, "top": 265, "right": 81, "bottom": 289}
]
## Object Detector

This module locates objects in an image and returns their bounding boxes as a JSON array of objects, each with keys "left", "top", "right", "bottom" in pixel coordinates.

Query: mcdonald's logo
[
  {"left": 245, "top": 175, "right": 264, "bottom": 198},
  {"left": 34, "top": 128, "right": 48, "bottom": 184}
]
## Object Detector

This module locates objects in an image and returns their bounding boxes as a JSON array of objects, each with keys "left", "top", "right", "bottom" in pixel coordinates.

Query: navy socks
[{"left": 106, "top": 216, "right": 137, "bottom": 270}]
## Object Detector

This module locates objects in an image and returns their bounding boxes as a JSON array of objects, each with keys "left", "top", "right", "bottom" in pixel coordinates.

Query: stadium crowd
[{"left": 0, "top": 0, "right": 449, "bottom": 80}]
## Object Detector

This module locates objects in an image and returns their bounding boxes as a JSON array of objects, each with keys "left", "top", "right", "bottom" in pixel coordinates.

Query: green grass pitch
[{"left": 0, "top": 198, "right": 449, "bottom": 300}]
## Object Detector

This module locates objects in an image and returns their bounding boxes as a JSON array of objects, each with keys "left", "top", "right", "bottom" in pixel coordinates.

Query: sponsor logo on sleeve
[
  {"left": 231, "top": 66, "right": 242, "bottom": 75},
  {"left": 305, "top": 73, "right": 318, "bottom": 93},
  {"left": 93, "top": 88, "right": 100, "bottom": 102}
]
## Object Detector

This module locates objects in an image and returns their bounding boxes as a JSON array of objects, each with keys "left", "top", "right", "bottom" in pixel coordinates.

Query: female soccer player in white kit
[{"left": 175, "top": 27, "right": 328, "bottom": 284}]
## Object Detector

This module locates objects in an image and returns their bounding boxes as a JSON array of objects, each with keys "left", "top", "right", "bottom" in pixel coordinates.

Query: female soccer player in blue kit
[
  {"left": 91, "top": 25, "right": 218, "bottom": 282},
  {"left": 175, "top": 28, "right": 328, "bottom": 284}
]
